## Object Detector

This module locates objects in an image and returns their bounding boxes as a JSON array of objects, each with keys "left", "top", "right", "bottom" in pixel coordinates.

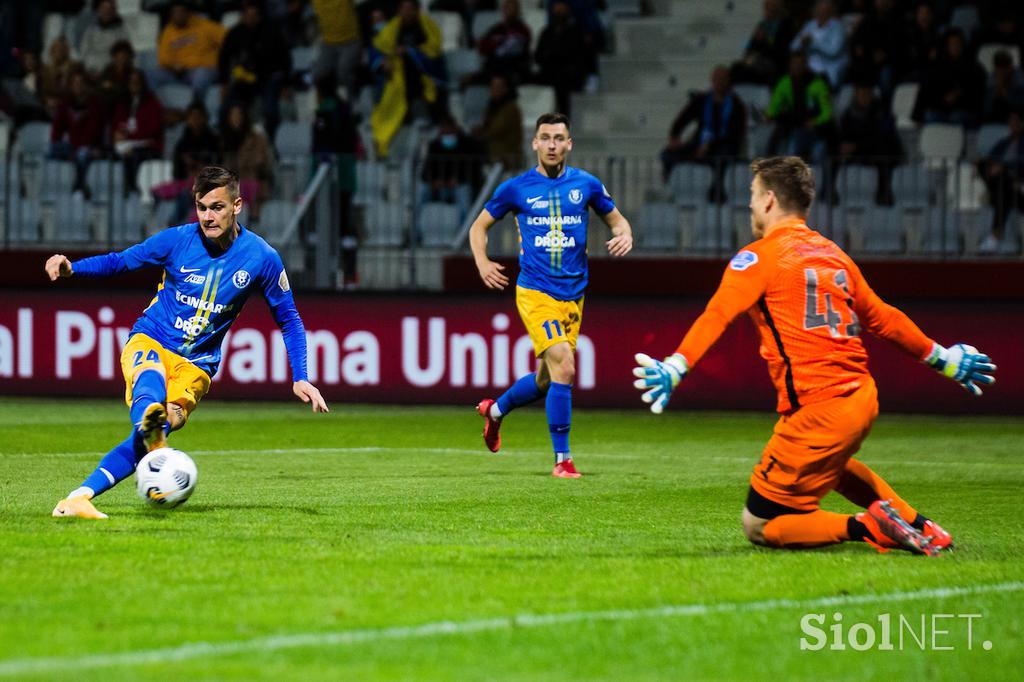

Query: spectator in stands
[
  {"left": 912, "top": 28, "right": 985, "bottom": 127},
  {"left": 38, "top": 36, "right": 80, "bottom": 115},
  {"left": 838, "top": 82, "right": 902, "bottom": 204},
  {"left": 789, "top": 0, "right": 847, "bottom": 89},
  {"left": 534, "top": 0, "right": 586, "bottom": 116},
  {"left": 550, "top": 0, "right": 604, "bottom": 93},
  {"left": 7, "top": 50, "right": 50, "bottom": 124},
  {"left": 280, "top": 0, "right": 319, "bottom": 48},
  {"left": 312, "top": 76, "right": 360, "bottom": 287},
  {"left": 369, "top": 0, "right": 446, "bottom": 157},
  {"left": 976, "top": 110, "right": 1024, "bottom": 253},
  {"left": 847, "top": 0, "right": 905, "bottom": 103},
  {"left": 218, "top": 0, "right": 292, "bottom": 141},
  {"left": 153, "top": 101, "right": 222, "bottom": 223},
  {"left": 472, "top": 73, "right": 522, "bottom": 169},
  {"left": 729, "top": 0, "right": 793, "bottom": 86},
  {"left": 429, "top": 0, "right": 498, "bottom": 44},
  {"left": 311, "top": 0, "right": 363, "bottom": 93},
  {"left": 48, "top": 68, "right": 105, "bottom": 192},
  {"left": 977, "top": 3, "right": 1024, "bottom": 48},
  {"left": 420, "top": 113, "right": 484, "bottom": 224},
  {"left": 79, "top": 0, "right": 130, "bottom": 76},
  {"left": 97, "top": 39, "right": 135, "bottom": 108},
  {"left": 150, "top": 0, "right": 226, "bottom": 96},
  {"left": 220, "top": 101, "right": 274, "bottom": 217},
  {"left": 983, "top": 50, "right": 1024, "bottom": 125},
  {"left": 112, "top": 68, "right": 164, "bottom": 191},
  {"left": 765, "top": 51, "right": 835, "bottom": 165},
  {"left": 476, "top": 0, "right": 532, "bottom": 86},
  {"left": 904, "top": 2, "right": 940, "bottom": 83},
  {"left": 659, "top": 65, "right": 747, "bottom": 200}
]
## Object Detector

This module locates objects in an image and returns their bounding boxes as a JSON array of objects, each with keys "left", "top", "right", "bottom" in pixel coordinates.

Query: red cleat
[
  {"left": 552, "top": 459, "right": 581, "bottom": 478},
  {"left": 858, "top": 500, "right": 939, "bottom": 556},
  {"left": 476, "top": 399, "right": 502, "bottom": 453},
  {"left": 921, "top": 518, "right": 955, "bottom": 552}
]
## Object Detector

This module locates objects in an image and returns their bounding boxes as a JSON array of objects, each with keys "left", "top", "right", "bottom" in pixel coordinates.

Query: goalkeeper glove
[
  {"left": 632, "top": 353, "right": 689, "bottom": 414},
  {"left": 925, "top": 343, "right": 997, "bottom": 396}
]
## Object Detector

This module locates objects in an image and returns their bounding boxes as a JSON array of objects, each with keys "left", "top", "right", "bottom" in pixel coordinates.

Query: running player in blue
[
  {"left": 46, "top": 167, "right": 329, "bottom": 518},
  {"left": 469, "top": 113, "right": 634, "bottom": 477}
]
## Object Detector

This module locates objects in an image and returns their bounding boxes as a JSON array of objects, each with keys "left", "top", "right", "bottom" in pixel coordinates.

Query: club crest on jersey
[
  {"left": 232, "top": 270, "right": 251, "bottom": 289},
  {"left": 568, "top": 188, "right": 583, "bottom": 204},
  {"left": 730, "top": 250, "right": 759, "bottom": 271}
]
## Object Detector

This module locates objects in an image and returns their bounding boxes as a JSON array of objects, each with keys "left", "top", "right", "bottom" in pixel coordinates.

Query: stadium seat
[
  {"left": 41, "top": 160, "right": 77, "bottom": 197},
  {"left": 978, "top": 43, "right": 1021, "bottom": 74},
  {"left": 733, "top": 84, "right": 771, "bottom": 124},
  {"left": 253, "top": 199, "right": 294, "bottom": 242},
  {"left": 445, "top": 48, "right": 482, "bottom": 83},
  {"left": 606, "top": 0, "right": 643, "bottom": 16},
  {"left": 136, "top": 159, "right": 174, "bottom": 203},
  {"left": 849, "top": 205, "right": 904, "bottom": 254},
  {"left": 14, "top": 121, "right": 51, "bottom": 156},
  {"left": 363, "top": 201, "right": 407, "bottom": 246},
  {"left": 50, "top": 192, "right": 90, "bottom": 242},
  {"left": 136, "top": 49, "right": 159, "bottom": 73},
  {"left": 387, "top": 125, "right": 422, "bottom": 160},
  {"left": 522, "top": 9, "right": 546, "bottom": 38},
  {"left": 919, "top": 123, "right": 964, "bottom": 160},
  {"left": 835, "top": 164, "right": 877, "bottom": 207},
  {"left": 125, "top": 13, "right": 160, "bottom": 54},
  {"left": 949, "top": 5, "right": 979, "bottom": 41},
  {"left": 746, "top": 122, "right": 771, "bottom": 157},
  {"left": 461, "top": 85, "right": 490, "bottom": 129},
  {"left": 418, "top": 201, "right": 461, "bottom": 246},
  {"left": 113, "top": 191, "right": 145, "bottom": 244},
  {"left": 274, "top": 121, "right": 312, "bottom": 157},
  {"left": 892, "top": 83, "right": 918, "bottom": 130},
  {"left": 433, "top": 11, "right": 464, "bottom": 51},
  {"left": 85, "top": 160, "right": 126, "bottom": 203},
  {"left": 0, "top": 160, "right": 9, "bottom": 240},
  {"left": 517, "top": 85, "right": 557, "bottom": 129},
  {"left": 118, "top": 0, "right": 142, "bottom": 14},
  {"left": 470, "top": 10, "right": 502, "bottom": 44},
  {"left": 221, "top": 11, "right": 241, "bottom": 30},
  {"left": 157, "top": 83, "right": 194, "bottom": 110},
  {"left": 204, "top": 87, "right": 222, "bottom": 122},
  {"left": 668, "top": 163, "right": 713, "bottom": 205},
  {"left": 910, "top": 206, "right": 961, "bottom": 255},
  {"left": 637, "top": 202, "right": 681, "bottom": 250},
  {"left": 163, "top": 123, "right": 185, "bottom": 161},
  {"left": 291, "top": 46, "right": 316, "bottom": 74},
  {"left": 354, "top": 160, "right": 386, "bottom": 206},
  {"left": 974, "top": 123, "right": 1007, "bottom": 160},
  {"left": 12, "top": 199, "right": 41, "bottom": 243},
  {"left": 0, "top": 118, "right": 9, "bottom": 158},
  {"left": 152, "top": 199, "right": 178, "bottom": 232},
  {"left": 42, "top": 13, "right": 66, "bottom": 53}
]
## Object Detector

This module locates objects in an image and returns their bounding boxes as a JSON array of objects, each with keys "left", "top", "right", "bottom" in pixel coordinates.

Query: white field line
[
  {"left": 0, "top": 581, "right": 1020, "bottom": 676},
  {"left": 1, "top": 446, "right": 1020, "bottom": 470}
]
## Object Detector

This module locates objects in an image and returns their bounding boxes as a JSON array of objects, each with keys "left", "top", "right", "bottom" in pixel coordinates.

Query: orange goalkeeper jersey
[{"left": 676, "top": 218, "right": 936, "bottom": 413}]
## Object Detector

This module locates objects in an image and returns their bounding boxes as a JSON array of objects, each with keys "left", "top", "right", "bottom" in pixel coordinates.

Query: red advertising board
[{"left": 0, "top": 290, "right": 1018, "bottom": 414}]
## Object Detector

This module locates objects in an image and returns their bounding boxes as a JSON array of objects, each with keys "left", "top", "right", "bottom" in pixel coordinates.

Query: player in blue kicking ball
[
  {"left": 46, "top": 166, "right": 329, "bottom": 518},
  {"left": 468, "top": 112, "right": 634, "bottom": 477}
]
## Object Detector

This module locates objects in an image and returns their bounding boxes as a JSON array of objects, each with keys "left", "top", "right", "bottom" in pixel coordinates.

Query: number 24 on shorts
[{"left": 133, "top": 349, "right": 160, "bottom": 367}]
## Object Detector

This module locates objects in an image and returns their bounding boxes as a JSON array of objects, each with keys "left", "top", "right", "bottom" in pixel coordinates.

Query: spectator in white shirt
[{"left": 789, "top": 0, "right": 847, "bottom": 88}]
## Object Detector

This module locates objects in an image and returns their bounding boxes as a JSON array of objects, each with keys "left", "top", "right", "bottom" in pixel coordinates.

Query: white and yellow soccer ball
[{"left": 136, "top": 448, "right": 198, "bottom": 508}]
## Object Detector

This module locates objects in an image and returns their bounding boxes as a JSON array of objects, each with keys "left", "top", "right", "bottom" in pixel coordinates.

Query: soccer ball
[{"left": 136, "top": 447, "right": 198, "bottom": 508}]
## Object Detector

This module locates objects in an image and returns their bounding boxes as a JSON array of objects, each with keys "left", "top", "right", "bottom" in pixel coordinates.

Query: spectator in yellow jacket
[{"left": 148, "top": 0, "right": 226, "bottom": 96}]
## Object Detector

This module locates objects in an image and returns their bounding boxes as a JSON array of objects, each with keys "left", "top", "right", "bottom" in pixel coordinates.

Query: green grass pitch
[{"left": 1, "top": 397, "right": 1022, "bottom": 680}]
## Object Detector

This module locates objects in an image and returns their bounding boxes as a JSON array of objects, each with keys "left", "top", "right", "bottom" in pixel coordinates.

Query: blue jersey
[
  {"left": 484, "top": 166, "right": 615, "bottom": 301},
  {"left": 71, "top": 223, "right": 308, "bottom": 380}
]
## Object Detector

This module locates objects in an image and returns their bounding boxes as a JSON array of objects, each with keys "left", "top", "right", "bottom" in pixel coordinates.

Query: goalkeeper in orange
[{"left": 633, "top": 156, "right": 996, "bottom": 556}]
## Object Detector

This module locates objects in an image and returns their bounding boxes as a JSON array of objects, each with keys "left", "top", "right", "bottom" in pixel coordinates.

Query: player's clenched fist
[
  {"left": 477, "top": 260, "right": 509, "bottom": 290},
  {"left": 45, "top": 254, "right": 73, "bottom": 281}
]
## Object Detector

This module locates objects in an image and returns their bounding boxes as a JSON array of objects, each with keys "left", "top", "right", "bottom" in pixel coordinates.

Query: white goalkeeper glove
[
  {"left": 632, "top": 352, "right": 689, "bottom": 414},
  {"left": 925, "top": 343, "right": 997, "bottom": 396}
]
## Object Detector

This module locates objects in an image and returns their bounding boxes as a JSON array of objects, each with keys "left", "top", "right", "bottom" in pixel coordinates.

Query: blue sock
[
  {"left": 495, "top": 372, "right": 545, "bottom": 417},
  {"left": 80, "top": 432, "right": 140, "bottom": 498},
  {"left": 129, "top": 369, "right": 167, "bottom": 428},
  {"left": 546, "top": 381, "right": 572, "bottom": 460}
]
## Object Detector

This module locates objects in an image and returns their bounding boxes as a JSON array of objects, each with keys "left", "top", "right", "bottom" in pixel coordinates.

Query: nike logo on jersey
[
  {"left": 179, "top": 266, "right": 201, "bottom": 273},
  {"left": 526, "top": 195, "right": 543, "bottom": 204}
]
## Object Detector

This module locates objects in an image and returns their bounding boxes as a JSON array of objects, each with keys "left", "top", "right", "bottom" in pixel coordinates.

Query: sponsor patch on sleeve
[
  {"left": 278, "top": 270, "right": 290, "bottom": 292},
  {"left": 729, "top": 250, "right": 759, "bottom": 271}
]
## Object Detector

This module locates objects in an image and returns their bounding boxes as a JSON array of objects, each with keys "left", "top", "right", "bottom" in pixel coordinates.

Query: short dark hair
[
  {"left": 193, "top": 166, "right": 240, "bottom": 200},
  {"left": 534, "top": 112, "right": 570, "bottom": 132},
  {"left": 750, "top": 156, "right": 815, "bottom": 214}
]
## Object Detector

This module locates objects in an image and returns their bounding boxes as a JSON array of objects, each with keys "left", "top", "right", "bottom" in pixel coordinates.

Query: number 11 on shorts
[{"left": 542, "top": 320, "right": 562, "bottom": 340}]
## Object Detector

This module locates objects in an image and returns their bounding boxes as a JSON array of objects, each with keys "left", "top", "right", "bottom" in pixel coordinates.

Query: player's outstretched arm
[
  {"left": 469, "top": 209, "right": 509, "bottom": 290},
  {"left": 45, "top": 254, "right": 74, "bottom": 281},
  {"left": 632, "top": 353, "right": 689, "bottom": 414},
  {"left": 924, "top": 343, "right": 997, "bottom": 396},
  {"left": 601, "top": 208, "right": 633, "bottom": 257},
  {"left": 293, "top": 380, "right": 329, "bottom": 413}
]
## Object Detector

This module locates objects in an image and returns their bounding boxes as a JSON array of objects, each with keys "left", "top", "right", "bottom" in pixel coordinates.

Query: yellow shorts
[
  {"left": 515, "top": 286, "right": 584, "bottom": 357},
  {"left": 120, "top": 333, "right": 212, "bottom": 417}
]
